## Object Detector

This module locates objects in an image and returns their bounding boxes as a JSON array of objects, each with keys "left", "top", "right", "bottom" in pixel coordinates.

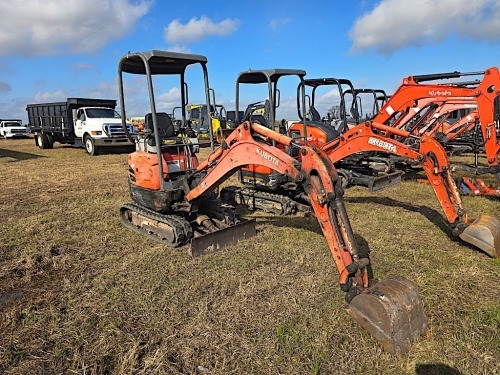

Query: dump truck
[{"left": 26, "top": 98, "right": 134, "bottom": 155}]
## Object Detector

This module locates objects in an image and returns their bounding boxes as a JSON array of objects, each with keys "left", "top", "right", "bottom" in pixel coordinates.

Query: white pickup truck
[
  {"left": 26, "top": 98, "right": 134, "bottom": 155},
  {"left": 0, "top": 119, "right": 30, "bottom": 139}
]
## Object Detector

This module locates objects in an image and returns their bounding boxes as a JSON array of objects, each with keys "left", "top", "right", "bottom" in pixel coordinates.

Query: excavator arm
[
  {"left": 322, "top": 121, "right": 500, "bottom": 257},
  {"left": 185, "top": 120, "right": 427, "bottom": 354},
  {"left": 373, "top": 67, "right": 500, "bottom": 168},
  {"left": 186, "top": 121, "right": 363, "bottom": 287}
]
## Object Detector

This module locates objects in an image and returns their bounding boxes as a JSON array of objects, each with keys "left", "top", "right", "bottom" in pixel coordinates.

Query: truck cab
[
  {"left": 0, "top": 119, "right": 30, "bottom": 139},
  {"left": 74, "top": 106, "right": 134, "bottom": 155}
]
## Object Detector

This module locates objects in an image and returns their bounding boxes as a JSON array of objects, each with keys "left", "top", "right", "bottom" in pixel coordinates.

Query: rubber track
[
  {"left": 368, "top": 156, "right": 396, "bottom": 173},
  {"left": 221, "top": 186, "right": 299, "bottom": 215},
  {"left": 120, "top": 202, "right": 193, "bottom": 247}
]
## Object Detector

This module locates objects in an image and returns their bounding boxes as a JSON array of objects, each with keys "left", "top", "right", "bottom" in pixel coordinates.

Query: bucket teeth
[
  {"left": 459, "top": 215, "right": 500, "bottom": 258},
  {"left": 348, "top": 276, "right": 427, "bottom": 356}
]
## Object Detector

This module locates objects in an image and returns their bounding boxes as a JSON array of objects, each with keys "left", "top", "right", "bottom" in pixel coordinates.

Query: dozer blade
[
  {"left": 348, "top": 276, "right": 427, "bottom": 356},
  {"left": 367, "top": 171, "right": 402, "bottom": 192},
  {"left": 350, "top": 171, "right": 402, "bottom": 192},
  {"left": 459, "top": 215, "right": 500, "bottom": 258},
  {"left": 189, "top": 219, "right": 256, "bottom": 257}
]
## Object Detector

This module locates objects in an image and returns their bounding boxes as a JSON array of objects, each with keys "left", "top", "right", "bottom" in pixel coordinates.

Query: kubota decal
[
  {"left": 256, "top": 147, "right": 279, "bottom": 166},
  {"left": 428, "top": 90, "right": 452, "bottom": 96},
  {"left": 368, "top": 137, "right": 397, "bottom": 153}
]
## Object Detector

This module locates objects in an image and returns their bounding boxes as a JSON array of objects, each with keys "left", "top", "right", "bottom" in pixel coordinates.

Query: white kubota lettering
[
  {"left": 368, "top": 137, "right": 397, "bottom": 153},
  {"left": 256, "top": 147, "right": 279, "bottom": 166},
  {"left": 428, "top": 90, "right": 452, "bottom": 96}
]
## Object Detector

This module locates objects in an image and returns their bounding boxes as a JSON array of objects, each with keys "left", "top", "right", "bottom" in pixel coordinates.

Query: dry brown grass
[{"left": 0, "top": 138, "right": 499, "bottom": 375}]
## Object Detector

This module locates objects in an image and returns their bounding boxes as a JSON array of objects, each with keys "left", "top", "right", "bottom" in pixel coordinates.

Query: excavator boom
[
  {"left": 374, "top": 67, "right": 500, "bottom": 169},
  {"left": 187, "top": 121, "right": 427, "bottom": 354},
  {"left": 317, "top": 120, "right": 500, "bottom": 257}
]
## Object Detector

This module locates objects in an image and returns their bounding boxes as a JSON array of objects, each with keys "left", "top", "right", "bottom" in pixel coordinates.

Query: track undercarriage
[{"left": 120, "top": 199, "right": 256, "bottom": 256}]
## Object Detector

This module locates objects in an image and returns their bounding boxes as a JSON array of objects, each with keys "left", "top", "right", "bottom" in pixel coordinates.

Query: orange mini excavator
[
  {"left": 364, "top": 68, "right": 500, "bottom": 179},
  {"left": 221, "top": 70, "right": 500, "bottom": 258},
  {"left": 117, "top": 50, "right": 427, "bottom": 355}
]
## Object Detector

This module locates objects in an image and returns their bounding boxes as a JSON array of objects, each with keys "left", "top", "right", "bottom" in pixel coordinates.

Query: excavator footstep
[
  {"left": 348, "top": 275, "right": 427, "bottom": 355},
  {"left": 459, "top": 215, "right": 500, "bottom": 258},
  {"left": 189, "top": 219, "right": 256, "bottom": 257}
]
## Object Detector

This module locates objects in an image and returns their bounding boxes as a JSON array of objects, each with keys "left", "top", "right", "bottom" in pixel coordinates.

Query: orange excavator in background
[
  {"left": 221, "top": 70, "right": 500, "bottom": 258},
  {"left": 366, "top": 68, "right": 500, "bottom": 179},
  {"left": 340, "top": 87, "right": 499, "bottom": 196},
  {"left": 294, "top": 70, "right": 500, "bottom": 258},
  {"left": 117, "top": 50, "right": 427, "bottom": 355},
  {"left": 456, "top": 177, "right": 500, "bottom": 197}
]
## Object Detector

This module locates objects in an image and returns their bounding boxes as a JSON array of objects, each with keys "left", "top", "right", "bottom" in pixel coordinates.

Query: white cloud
[
  {"left": 84, "top": 81, "right": 119, "bottom": 99},
  {"left": 316, "top": 88, "right": 341, "bottom": 103},
  {"left": 0, "top": 97, "right": 32, "bottom": 122},
  {"left": 349, "top": 0, "right": 500, "bottom": 54},
  {"left": 156, "top": 87, "right": 181, "bottom": 111},
  {"left": 68, "top": 62, "right": 99, "bottom": 72},
  {"left": 269, "top": 18, "right": 291, "bottom": 30},
  {"left": 167, "top": 44, "right": 192, "bottom": 54},
  {"left": 164, "top": 16, "right": 240, "bottom": 44},
  {"left": 34, "top": 89, "right": 67, "bottom": 102},
  {"left": 0, "top": 0, "right": 151, "bottom": 56}
]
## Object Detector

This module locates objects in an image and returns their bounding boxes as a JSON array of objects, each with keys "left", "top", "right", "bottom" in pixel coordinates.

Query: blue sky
[{"left": 1, "top": 0, "right": 500, "bottom": 123}]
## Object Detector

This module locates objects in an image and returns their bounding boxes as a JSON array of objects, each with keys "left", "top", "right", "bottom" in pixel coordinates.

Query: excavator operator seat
[
  {"left": 308, "top": 106, "right": 321, "bottom": 121},
  {"left": 244, "top": 100, "right": 271, "bottom": 128},
  {"left": 141, "top": 112, "right": 184, "bottom": 154},
  {"left": 145, "top": 112, "right": 175, "bottom": 139}
]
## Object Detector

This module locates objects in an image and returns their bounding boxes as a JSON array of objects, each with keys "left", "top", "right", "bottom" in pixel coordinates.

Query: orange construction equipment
[
  {"left": 457, "top": 177, "right": 500, "bottom": 197},
  {"left": 290, "top": 115, "right": 500, "bottom": 258},
  {"left": 222, "top": 70, "right": 500, "bottom": 258},
  {"left": 117, "top": 50, "right": 427, "bottom": 355},
  {"left": 369, "top": 68, "right": 500, "bottom": 178}
]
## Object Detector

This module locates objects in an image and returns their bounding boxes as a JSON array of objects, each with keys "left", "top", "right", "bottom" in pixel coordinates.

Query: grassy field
[{"left": 0, "top": 138, "right": 499, "bottom": 375}]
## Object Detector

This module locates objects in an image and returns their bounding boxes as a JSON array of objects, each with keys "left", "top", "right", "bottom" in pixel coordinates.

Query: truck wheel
[
  {"left": 84, "top": 135, "right": 99, "bottom": 156},
  {"left": 36, "top": 133, "right": 48, "bottom": 149},
  {"left": 46, "top": 134, "right": 54, "bottom": 149}
]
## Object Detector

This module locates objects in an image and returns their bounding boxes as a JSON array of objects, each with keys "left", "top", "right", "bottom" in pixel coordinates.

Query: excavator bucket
[
  {"left": 348, "top": 276, "right": 427, "bottom": 356},
  {"left": 189, "top": 219, "right": 256, "bottom": 257},
  {"left": 459, "top": 215, "right": 500, "bottom": 258}
]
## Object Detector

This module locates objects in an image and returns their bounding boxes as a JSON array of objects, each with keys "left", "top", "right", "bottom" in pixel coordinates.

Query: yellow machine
[{"left": 187, "top": 104, "right": 227, "bottom": 140}]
